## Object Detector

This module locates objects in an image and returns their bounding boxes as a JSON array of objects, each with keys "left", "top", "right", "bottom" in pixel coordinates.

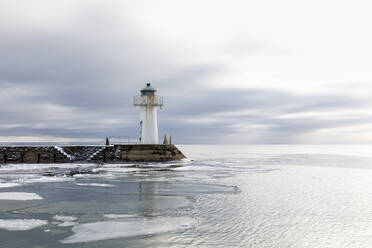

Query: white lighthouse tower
[{"left": 134, "top": 83, "right": 163, "bottom": 144}]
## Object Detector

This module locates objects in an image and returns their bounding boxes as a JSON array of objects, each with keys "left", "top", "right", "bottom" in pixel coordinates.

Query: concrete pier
[{"left": 0, "top": 144, "right": 185, "bottom": 164}]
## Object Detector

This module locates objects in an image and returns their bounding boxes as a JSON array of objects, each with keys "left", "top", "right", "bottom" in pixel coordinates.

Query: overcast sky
[{"left": 0, "top": 0, "right": 372, "bottom": 144}]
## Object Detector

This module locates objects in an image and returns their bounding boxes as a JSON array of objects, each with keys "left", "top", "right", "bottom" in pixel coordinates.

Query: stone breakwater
[{"left": 0, "top": 144, "right": 185, "bottom": 163}]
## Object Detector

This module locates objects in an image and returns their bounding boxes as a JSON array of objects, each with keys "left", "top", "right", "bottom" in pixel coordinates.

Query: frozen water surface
[
  {"left": 0, "top": 182, "right": 21, "bottom": 188},
  {"left": 1, "top": 145, "right": 372, "bottom": 247},
  {"left": 0, "top": 219, "right": 47, "bottom": 231},
  {"left": 53, "top": 215, "right": 77, "bottom": 222},
  {"left": 75, "top": 183, "right": 115, "bottom": 187},
  {"left": 104, "top": 214, "right": 138, "bottom": 219},
  {"left": 53, "top": 215, "right": 78, "bottom": 227},
  {"left": 0, "top": 192, "right": 43, "bottom": 200},
  {"left": 61, "top": 216, "right": 196, "bottom": 244}
]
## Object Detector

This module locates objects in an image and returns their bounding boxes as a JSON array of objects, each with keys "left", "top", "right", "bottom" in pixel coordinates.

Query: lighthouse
[{"left": 133, "top": 83, "right": 163, "bottom": 144}]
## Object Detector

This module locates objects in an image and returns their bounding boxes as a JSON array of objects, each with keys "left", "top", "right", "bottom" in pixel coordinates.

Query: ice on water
[
  {"left": 0, "top": 219, "right": 47, "bottom": 231},
  {"left": 104, "top": 214, "right": 138, "bottom": 219},
  {"left": 1, "top": 145, "right": 372, "bottom": 247},
  {"left": 53, "top": 215, "right": 77, "bottom": 222},
  {"left": 75, "top": 183, "right": 115, "bottom": 187},
  {"left": 0, "top": 192, "right": 43, "bottom": 200},
  {"left": 53, "top": 215, "right": 78, "bottom": 227},
  {"left": 0, "top": 182, "right": 21, "bottom": 188},
  {"left": 61, "top": 216, "right": 196, "bottom": 244}
]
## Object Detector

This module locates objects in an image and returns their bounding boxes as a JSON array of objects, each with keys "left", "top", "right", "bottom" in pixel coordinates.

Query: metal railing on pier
[
  {"left": 0, "top": 137, "right": 139, "bottom": 147},
  {"left": 106, "top": 136, "right": 138, "bottom": 145}
]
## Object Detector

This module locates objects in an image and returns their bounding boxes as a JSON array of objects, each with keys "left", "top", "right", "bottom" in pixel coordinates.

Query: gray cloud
[{"left": 0, "top": 2, "right": 371, "bottom": 144}]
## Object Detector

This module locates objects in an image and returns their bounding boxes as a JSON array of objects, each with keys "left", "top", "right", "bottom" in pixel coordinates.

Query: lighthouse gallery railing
[{"left": 133, "top": 96, "right": 163, "bottom": 107}]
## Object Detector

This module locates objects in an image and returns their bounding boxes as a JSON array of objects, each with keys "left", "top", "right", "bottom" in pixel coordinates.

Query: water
[{"left": 1, "top": 145, "right": 372, "bottom": 247}]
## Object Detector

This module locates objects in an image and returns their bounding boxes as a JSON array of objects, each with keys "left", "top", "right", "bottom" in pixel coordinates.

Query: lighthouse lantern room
[{"left": 133, "top": 83, "right": 163, "bottom": 144}]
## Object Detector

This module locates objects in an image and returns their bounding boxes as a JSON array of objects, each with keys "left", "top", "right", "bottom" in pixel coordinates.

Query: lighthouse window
[{"left": 143, "top": 92, "right": 155, "bottom": 96}]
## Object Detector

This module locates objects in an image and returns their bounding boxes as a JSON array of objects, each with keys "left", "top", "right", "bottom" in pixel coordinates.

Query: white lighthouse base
[{"left": 140, "top": 106, "right": 158, "bottom": 144}]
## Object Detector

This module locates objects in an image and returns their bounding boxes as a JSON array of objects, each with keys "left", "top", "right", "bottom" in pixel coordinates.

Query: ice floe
[
  {"left": 103, "top": 214, "right": 137, "bottom": 219},
  {"left": 0, "top": 219, "right": 48, "bottom": 231},
  {"left": 93, "top": 167, "right": 142, "bottom": 173},
  {"left": 0, "top": 182, "right": 21, "bottom": 188},
  {"left": 0, "top": 192, "right": 43, "bottom": 200},
  {"left": 53, "top": 215, "right": 77, "bottom": 222},
  {"left": 0, "top": 163, "right": 82, "bottom": 171},
  {"left": 57, "top": 221, "right": 76, "bottom": 227},
  {"left": 53, "top": 215, "right": 78, "bottom": 227},
  {"left": 75, "top": 183, "right": 115, "bottom": 187},
  {"left": 61, "top": 216, "right": 196, "bottom": 244},
  {"left": 0, "top": 175, "right": 74, "bottom": 190},
  {"left": 17, "top": 176, "right": 74, "bottom": 184}
]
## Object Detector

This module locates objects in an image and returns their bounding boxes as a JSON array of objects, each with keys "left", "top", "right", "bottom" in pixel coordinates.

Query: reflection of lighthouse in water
[
  {"left": 134, "top": 83, "right": 163, "bottom": 144},
  {"left": 138, "top": 182, "right": 158, "bottom": 216}
]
